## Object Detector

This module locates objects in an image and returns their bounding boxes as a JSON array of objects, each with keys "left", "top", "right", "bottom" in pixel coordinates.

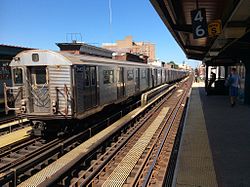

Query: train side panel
[
  {"left": 139, "top": 67, "right": 149, "bottom": 91},
  {"left": 124, "top": 67, "right": 136, "bottom": 97},
  {"left": 99, "top": 65, "right": 117, "bottom": 105},
  {"left": 48, "top": 65, "right": 73, "bottom": 116}
]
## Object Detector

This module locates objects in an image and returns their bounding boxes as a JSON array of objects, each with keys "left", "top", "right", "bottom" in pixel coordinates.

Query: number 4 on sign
[{"left": 194, "top": 10, "right": 203, "bottom": 22}]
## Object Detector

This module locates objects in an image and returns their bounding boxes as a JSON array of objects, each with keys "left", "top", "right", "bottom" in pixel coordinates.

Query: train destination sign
[
  {"left": 191, "top": 8, "right": 208, "bottom": 39},
  {"left": 208, "top": 20, "right": 222, "bottom": 37}
]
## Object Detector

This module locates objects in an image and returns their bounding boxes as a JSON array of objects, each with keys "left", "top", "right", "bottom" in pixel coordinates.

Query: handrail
[
  {"left": 3, "top": 83, "right": 21, "bottom": 114},
  {"left": 141, "top": 84, "right": 170, "bottom": 107}
]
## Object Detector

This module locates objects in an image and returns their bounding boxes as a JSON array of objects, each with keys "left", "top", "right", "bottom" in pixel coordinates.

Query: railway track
[
  {"left": 0, "top": 115, "right": 15, "bottom": 124},
  {"left": 0, "top": 116, "right": 30, "bottom": 136},
  {"left": 63, "top": 78, "right": 191, "bottom": 187},
  {"left": 0, "top": 78, "right": 190, "bottom": 186},
  {"left": 17, "top": 77, "right": 190, "bottom": 187},
  {"left": 0, "top": 88, "right": 152, "bottom": 186}
]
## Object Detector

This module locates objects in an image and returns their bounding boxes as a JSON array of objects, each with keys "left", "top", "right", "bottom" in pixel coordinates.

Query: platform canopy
[
  {"left": 150, "top": 0, "right": 250, "bottom": 63},
  {"left": 0, "top": 44, "right": 34, "bottom": 60}
]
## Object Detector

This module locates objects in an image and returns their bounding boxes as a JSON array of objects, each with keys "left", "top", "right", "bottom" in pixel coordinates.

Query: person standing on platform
[
  {"left": 194, "top": 68, "right": 199, "bottom": 83},
  {"left": 208, "top": 72, "right": 216, "bottom": 89},
  {"left": 228, "top": 68, "right": 241, "bottom": 107}
]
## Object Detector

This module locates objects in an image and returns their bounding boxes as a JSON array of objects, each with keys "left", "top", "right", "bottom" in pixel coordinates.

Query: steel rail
[
  {"left": 130, "top": 89, "right": 186, "bottom": 186},
  {"left": 141, "top": 80, "right": 190, "bottom": 186},
  {"left": 72, "top": 85, "right": 176, "bottom": 186},
  {"left": 87, "top": 78, "right": 191, "bottom": 186}
]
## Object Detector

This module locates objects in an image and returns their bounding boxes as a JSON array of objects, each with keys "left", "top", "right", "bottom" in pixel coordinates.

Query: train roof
[
  {"left": 59, "top": 51, "right": 151, "bottom": 67},
  {"left": 10, "top": 50, "right": 185, "bottom": 71}
]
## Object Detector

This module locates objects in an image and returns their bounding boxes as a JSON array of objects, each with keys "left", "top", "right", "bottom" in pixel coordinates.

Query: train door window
[
  {"left": 35, "top": 67, "right": 47, "bottom": 85},
  {"left": 141, "top": 69, "right": 146, "bottom": 79},
  {"left": 91, "top": 67, "right": 96, "bottom": 86},
  {"left": 103, "top": 70, "right": 114, "bottom": 84},
  {"left": 165, "top": 70, "right": 167, "bottom": 82},
  {"left": 13, "top": 68, "right": 23, "bottom": 84},
  {"left": 117, "top": 67, "right": 123, "bottom": 83},
  {"left": 135, "top": 69, "right": 139, "bottom": 79},
  {"left": 154, "top": 69, "right": 158, "bottom": 84},
  {"left": 127, "top": 70, "right": 134, "bottom": 81},
  {"left": 85, "top": 66, "right": 90, "bottom": 87}
]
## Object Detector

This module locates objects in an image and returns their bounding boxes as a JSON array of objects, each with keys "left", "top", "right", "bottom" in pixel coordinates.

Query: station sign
[
  {"left": 208, "top": 20, "right": 222, "bottom": 37},
  {"left": 191, "top": 8, "right": 208, "bottom": 39}
]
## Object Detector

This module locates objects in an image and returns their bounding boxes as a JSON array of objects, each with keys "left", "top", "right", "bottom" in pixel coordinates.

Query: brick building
[
  {"left": 102, "top": 36, "right": 155, "bottom": 61},
  {"left": 56, "top": 42, "right": 113, "bottom": 58},
  {"left": 113, "top": 52, "right": 148, "bottom": 63}
]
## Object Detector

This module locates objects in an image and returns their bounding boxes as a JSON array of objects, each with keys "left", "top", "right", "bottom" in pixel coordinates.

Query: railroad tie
[{"left": 102, "top": 107, "right": 170, "bottom": 187}]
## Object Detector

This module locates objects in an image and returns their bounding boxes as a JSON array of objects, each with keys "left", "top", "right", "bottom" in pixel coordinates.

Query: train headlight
[
  {"left": 52, "top": 100, "right": 57, "bottom": 114},
  {"left": 52, "top": 100, "right": 57, "bottom": 107},
  {"left": 21, "top": 99, "right": 26, "bottom": 106},
  {"left": 21, "top": 106, "right": 26, "bottom": 113}
]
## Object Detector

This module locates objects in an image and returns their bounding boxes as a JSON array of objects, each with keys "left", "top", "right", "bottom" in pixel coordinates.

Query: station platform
[
  {"left": 0, "top": 126, "right": 31, "bottom": 148},
  {"left": 0, "top": 118, "right": 28, "bottom": 130},
  {"left": 173, "top": 82, "right": 250, "bottom": 187}
]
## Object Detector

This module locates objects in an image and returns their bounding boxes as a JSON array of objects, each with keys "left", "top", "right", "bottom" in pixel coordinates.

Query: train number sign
[{"left": 191, "top": 8, "right": 208, "bottom": 39}]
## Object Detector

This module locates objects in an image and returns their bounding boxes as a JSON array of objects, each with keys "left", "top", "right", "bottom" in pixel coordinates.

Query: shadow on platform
[{"left": 198, "top": 86, "right": 250, "bottom": 187}]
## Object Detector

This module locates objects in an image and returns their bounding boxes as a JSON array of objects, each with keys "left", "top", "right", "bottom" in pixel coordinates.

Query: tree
[{"left": 167, "top": 61, "right": 179, "bottom": 69}]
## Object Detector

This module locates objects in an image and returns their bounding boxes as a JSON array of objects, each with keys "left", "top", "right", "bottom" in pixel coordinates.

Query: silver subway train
[{"left": 4, "top": 50, "right": 188, "bottom": 135}]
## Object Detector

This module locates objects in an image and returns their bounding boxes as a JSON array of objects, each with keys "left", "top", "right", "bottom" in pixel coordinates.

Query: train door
[
  {"left": 83, "top": 66, "right": 97, "bottom": 110},
  {"left": 151, "top": 68, "right": 155, "bottom": 87},
  {"left": 154, "top": 69, "right": 158, "bottom": 86},
  {"left": 28, "top": 66, "right": 50, "bottom": 113},
  {"left": 117, "top": 67, "right": 125, "bottom": 99},
  {"left": 165, "top": 70, "right": 167, "bottom": 83},
  {"left": 147, "top": 68, "right": 151, "bottom": 88},
  {"left": 135, "top": 68, "right": 140, "bottom": 92},
  {"left": 158, "top": 69, "right": 162, "bottom": 84}
]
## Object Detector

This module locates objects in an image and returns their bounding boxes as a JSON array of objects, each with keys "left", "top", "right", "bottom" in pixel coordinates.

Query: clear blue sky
[{"left": 0, "top": 0, "right": 200, "bottom": 67}]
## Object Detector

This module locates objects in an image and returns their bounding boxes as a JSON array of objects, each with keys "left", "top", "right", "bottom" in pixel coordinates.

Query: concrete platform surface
[
  {"left": 173, "top": 83, "right": 218, "bottom": 187},
  {"left": 0, "top": 126, "right": 31, "bottom": 148},
  {"left": 199, "top": 85, "right": 250, "bottom": 187},
  {"left": 173, "top": 82, "right": 250, "bottom": 187}
]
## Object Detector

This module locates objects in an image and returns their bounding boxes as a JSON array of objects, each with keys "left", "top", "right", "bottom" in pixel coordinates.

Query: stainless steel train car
[{"left": 4, "top": 50, "right": 187, "bottom": 135}]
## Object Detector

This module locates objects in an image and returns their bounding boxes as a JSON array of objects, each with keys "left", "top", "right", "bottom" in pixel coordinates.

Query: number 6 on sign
[
  {"left": 196, "top": 25, "right": 205, "bottom": 37},
  {"left": 191, "top": 8, "right": 208, "bottom": 39}
]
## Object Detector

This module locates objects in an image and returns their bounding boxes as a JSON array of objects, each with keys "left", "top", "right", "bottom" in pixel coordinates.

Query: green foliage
[{"left": 167, "top": 61, "right": 179, "bottom": 69}]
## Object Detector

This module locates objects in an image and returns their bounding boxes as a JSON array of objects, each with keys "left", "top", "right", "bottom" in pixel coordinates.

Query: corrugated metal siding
[
  {"left": 13, "top": 86, "right": 23, "bottom": 114},
  {"left": 74, "top": 66, "right": 84, "bottom": 113},
  {"left": 48, "top": 66, "right": 72, "bottom": 116},
  {"left": 157, "top": 69, "right": 162, "bottom": 85}
]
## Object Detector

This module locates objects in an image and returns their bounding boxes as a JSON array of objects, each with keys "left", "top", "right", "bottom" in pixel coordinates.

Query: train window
[
  {"left": 85, "top": 67, "right": 90, "bottom": 87},
  {"left": 13, "top": 68, "right": 23, "bottom": 84},
  {"left": 117, "top": 68, "right": 123, "bottom": 83},
  {"left": 35, "top": 67, "right": 47, "bottom": 84},
  {"left": 158, "top": 69, "right": 161, "bottom": 77},
  {"left": 32, "top": 53, "right": 39, "bottom": 62},
  {"left": 127, "top": 70, "right": 134, "bottom": 81},
  {"left": 141, "top": 70, "right": 146, "bottom": 79},
  {"left": 91, "top": 67, "right": 96, "bottom": 86},
  {"left": 103, "top": 70, "right": 114, "bottom": 84}
]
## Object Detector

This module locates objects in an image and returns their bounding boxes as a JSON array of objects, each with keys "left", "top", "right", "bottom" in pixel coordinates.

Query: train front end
[{"left": 4, "top": 50, "right": 73, "bottom": 136}]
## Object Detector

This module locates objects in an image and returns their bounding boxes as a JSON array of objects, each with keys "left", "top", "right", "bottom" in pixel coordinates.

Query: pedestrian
[
  {"left": 208, "top": 72, "right": 216, "bottom": 89},
  {"left": 194, "top": 68, "right": 199, "bottom": 83},
  {"left": 227, "top": 68, "right": 241, "bottom": 107}
]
